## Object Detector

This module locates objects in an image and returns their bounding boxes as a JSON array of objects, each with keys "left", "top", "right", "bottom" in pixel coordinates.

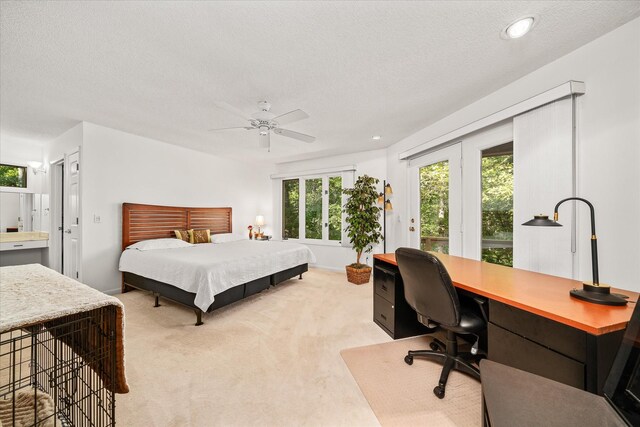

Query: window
[
  {"left": 282, "top": 175, "right": 343, "bottom": 243},
  {"left": 328, "top": 176, "right": 342, "bottom": 241},
  {"left": 0, "top": 164, "right": 27, "bottom": 188},
  {"left": 419, "top": 160, "right": 450, "bottom": 254},
  {"left": 305, "top": 178, "right": 322, "bottom": 239},
  {"left": 481, "top": 142, "right": 513, "bottom": 266},
  {"left": 282, "top": 179, "right": 299, "bottom": 239}
]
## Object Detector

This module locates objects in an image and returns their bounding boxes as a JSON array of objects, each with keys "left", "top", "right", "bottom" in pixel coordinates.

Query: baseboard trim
[{"left": 310, "top": 264, "right": 347, "bottom": 272}]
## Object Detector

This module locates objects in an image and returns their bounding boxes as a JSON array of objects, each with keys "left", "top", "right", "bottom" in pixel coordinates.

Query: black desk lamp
[{"left": 522, "top": 197, "right": 628, "bottom": 306}]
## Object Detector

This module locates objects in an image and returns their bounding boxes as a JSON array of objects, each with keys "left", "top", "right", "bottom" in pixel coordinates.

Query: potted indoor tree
[{"left": 343, "top": 175, "right": 383, "bottom": 284}]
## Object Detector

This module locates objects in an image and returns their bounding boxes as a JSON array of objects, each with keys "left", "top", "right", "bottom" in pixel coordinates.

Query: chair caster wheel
[
  {"left": 404, "top": 355, "right": 413, "bottom": 365},
  {"left": 433, "top": 385, "right": 445, "bottom": 399},
  {"left": 430, "top": 342, "right": 439, "bottom": 351}
]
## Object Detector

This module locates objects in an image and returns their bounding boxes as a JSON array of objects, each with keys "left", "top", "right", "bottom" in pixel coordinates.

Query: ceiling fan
[{"left": 209, "top": 100, "right": 316, "bottom": 151}]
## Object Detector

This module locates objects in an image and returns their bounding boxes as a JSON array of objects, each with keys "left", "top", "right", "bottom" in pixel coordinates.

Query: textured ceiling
[{"left": 2, "top": 1, "right": 639, "bottom": 164}]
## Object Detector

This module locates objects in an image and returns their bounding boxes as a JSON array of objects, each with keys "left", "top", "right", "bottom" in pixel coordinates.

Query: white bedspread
[{"left": 118, "top": 240, "right": 315, "bottom": 311}]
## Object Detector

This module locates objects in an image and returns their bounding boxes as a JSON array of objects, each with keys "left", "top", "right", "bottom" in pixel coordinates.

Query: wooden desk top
[{"left": 374, "top": 253, "right": 638, "bottom": 336}]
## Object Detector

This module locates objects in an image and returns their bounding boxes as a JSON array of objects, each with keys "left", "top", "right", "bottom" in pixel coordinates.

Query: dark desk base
[
  {"left": 488, "top": 300, "right": 623, "bottom": 394},
  {"left": 373, "top": 259, "right": 431, "bottom": 339},
  {"left": 373, "top": 257, "right": 624, "bottom": 395}
]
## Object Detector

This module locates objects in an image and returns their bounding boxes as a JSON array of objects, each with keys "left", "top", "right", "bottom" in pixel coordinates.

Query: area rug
[{"left": 340, "top": 335, "right": 482, "bottom": 427}]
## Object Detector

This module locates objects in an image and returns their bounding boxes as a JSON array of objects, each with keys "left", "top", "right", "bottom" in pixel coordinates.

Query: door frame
[{"left": 49, "top": 158, "right": 64, "bottom": 273}]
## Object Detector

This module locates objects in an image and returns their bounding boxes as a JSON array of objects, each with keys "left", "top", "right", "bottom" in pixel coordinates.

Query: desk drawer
[
  {"left": 489, "top": 322, "right": 585, "bottom": 389},
  {"left": 374, "top": 294, "right": 395, "bottom": 333},
  {"left": 489, "top": 300, "right": 586, "bottom": 362},
  {"left": 374, "top": 266, "right": 396, "bottom": 304}
]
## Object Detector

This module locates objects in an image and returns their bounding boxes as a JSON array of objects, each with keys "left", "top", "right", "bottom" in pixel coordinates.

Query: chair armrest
[
  {"left": 480, "top": 360, "right": 627, "bottom": 427},
  {"left": 472, "top": 296, "right": 489, "bottom": 323}
]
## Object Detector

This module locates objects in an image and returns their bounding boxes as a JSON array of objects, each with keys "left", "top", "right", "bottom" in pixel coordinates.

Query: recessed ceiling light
[
  {"left": 503, "top": 17, "right": 535, "bottom": 39},
  {"left": 372, "top": 135, "right": 382, "bottom": 141}
]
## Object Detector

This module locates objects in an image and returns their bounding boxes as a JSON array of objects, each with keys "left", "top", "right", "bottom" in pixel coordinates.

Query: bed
[{"left": 119, "top": 203, "right": 315, "bottom": 325}]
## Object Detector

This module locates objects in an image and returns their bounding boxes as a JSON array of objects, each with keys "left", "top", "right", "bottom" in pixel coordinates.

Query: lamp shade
[
  {"left": 522, "top": 215, "right": 562, "bottom": 227},
  {"left": 255, "top": 215, "right": 265, "bottom": 226},
  {"left": 385, "top": 183, "right": 393, "bottom": 195},
  {"left": 377, "top": 193, "right": 384, "bottom": 204},
  {"left": 28, "top": 161, "right": 42, "bottom": 169},
  {"left": 384, "top": 200, "right": 393, "bottom": 211}
]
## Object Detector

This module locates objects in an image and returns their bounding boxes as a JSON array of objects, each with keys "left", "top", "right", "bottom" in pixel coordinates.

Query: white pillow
[
  {"left": 211, "top": 233, "right": 247, "bottom": 244},
  {"left": 127, "top": 238, "right": 193, "bottom": 251}
]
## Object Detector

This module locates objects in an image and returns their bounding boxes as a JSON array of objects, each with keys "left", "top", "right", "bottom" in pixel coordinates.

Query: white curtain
[{"left": 513, "top": 97, "right": 576, "bottom": 278}]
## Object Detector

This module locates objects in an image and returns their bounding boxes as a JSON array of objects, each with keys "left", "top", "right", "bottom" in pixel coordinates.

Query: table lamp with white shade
[{"left": 255, "top": 215, "right": 265, "bottom": 237}]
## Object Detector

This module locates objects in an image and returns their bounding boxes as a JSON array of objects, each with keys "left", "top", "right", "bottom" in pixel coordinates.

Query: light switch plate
[{"left": 93, "top": 215, "right": 101, "bottom": 223}]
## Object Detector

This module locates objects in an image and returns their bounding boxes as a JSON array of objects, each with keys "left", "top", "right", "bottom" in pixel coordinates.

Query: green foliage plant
[{"left": 343, "top": 175, "right": 383, "bottom": 268}]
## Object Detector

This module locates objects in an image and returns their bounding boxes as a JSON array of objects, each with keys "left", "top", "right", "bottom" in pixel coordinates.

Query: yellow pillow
[
  {"left": 189, "top": 229, "right": 211, "bottom": 244},
  {"left": 174, "top": 229, "right": 191, "bottom": 242}
]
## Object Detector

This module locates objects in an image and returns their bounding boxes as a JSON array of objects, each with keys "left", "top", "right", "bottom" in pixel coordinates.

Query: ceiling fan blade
[
  {"left": 208, "top": 126, "right": 254, "bottom": 132},
  {"left": 258, "top": 132, "right": 270, "bottom": 149},
  {"left": 272, "top": 109, "right": 309, "bottom": 126},
  {"left": 273, "top": 128, "right": 316, "bottom": 143},
  {"left": 213, "top": 101, "right": 252, "bottom": 121}
]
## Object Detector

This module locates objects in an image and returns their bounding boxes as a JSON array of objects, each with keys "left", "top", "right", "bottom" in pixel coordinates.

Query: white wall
[
  {"left": 46, "top": 123, "right": 84, "bottom": 165},
  {"left": 0, "top": 135, "right": 44, "bottom": 164},
  {"left": 273, "top": 149, "right": 387, "bottom": 270},
  {"left": 81, "top": 123, "right": 273, "bottom": 293},
  {"left": 386, "top": 18, "right": 640, "bottom": 292}
]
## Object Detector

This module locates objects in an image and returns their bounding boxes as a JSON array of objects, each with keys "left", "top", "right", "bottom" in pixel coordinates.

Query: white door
[
  {"left": 408, "top": 143, "right": 462, "bottom": 256},
  {"left": 63, "top": 149, "right": 81, "bottom": 280}
]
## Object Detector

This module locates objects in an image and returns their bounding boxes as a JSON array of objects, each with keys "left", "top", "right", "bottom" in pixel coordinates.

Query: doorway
[
  {"left": 49, "top": 160, "right": 63, "bottom": 273},
  {"left": 49, "top": 147, "right": 81, "bottom": 279}
]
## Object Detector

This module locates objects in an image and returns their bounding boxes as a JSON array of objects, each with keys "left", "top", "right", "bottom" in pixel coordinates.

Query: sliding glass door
[{"left": 410, "top": 122, "right": 514, "bottom": 265}]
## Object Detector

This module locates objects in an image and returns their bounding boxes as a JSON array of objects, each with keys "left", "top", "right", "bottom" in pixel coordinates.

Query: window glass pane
[
  {"left": 481, "top": 142, "right": 513, "bottom": 267},
  {"left": 328, "top": 176, "right": 342, "bottom": 241},
  {"left": 305, "top": 178, "right": 322, "bottom": 239},
  {"left": 0, "top": 164, "right": 27, "bottom": 188},
  {"left": 420, "top": 161, "right": 449, "bottom": 254},
  {"left": 282, "top": 179, "right": 299, "bottom": 239}
]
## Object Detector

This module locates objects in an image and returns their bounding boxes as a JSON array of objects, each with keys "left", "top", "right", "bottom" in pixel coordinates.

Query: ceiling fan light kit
[{"left": 209, "top": 100, "right": 316, "bottom": 151}]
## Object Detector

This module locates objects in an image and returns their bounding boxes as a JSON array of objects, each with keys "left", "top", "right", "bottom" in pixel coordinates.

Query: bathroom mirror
[{"left": 0, "top": 192, "right": 50, "bottom": 233}]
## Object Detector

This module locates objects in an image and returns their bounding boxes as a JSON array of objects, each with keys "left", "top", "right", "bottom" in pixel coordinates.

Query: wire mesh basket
[{"left": 0, "top": 306, "right": 117, "bottom": 426}]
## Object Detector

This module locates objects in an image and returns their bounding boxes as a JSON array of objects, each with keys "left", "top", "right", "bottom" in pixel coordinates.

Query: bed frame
[{"left": 121, "top": 203, "right": 308, "bottom": 325}]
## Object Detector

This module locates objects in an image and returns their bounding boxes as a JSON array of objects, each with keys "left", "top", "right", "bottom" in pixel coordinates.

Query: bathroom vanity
[{"left": 0, "top": 192, "right": 50, "bottom": 266}]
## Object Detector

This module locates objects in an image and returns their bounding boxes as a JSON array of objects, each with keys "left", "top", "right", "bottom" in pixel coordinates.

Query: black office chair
[{"left": 395, "top": 247, "right": 487, "bottom": 399}]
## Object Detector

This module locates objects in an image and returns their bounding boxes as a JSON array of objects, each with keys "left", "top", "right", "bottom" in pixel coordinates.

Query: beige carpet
[
  {"left": 115, "top": 268, "right": 392, "bottom": 426},
  {"left": 341, "top": 336, "right": 482, "bottom": 427}
]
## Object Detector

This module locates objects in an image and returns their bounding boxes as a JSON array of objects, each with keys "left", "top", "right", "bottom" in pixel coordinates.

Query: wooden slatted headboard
[{"left": 122, "top": 203, "right": 232, "bottom": 250}]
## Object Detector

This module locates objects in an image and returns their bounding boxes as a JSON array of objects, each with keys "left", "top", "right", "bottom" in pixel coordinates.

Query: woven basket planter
[{"left": 346, "top": 265, "right": 372, "bottom": 285}]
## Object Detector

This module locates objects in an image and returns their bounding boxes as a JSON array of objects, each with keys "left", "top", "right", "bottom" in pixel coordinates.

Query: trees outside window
[
  {"left": 419, "top": 161, "right": 450, "bottom": 254},
  {"left": 282, "top": 179, "right": 299, "bottom": 239},
  {"left": 305, "top": 178, "right": 322, "bottom": 239},
  {"left": 481, "top": 148, "right": 513, "bottom": 267},
  {"left": 282, "top": 175, "right": 343, "bottom": 243},
  {"left": 0, "top": 164, "right": 27, "bottom": 188}
]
